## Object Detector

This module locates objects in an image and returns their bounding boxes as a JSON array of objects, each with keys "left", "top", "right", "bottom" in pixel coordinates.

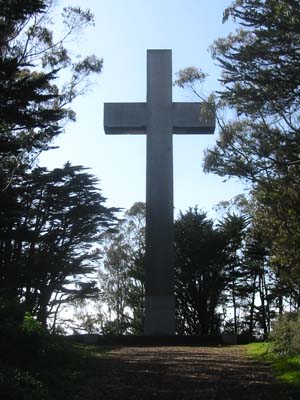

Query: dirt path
[{"left": 75, "top": 346, "right": 297, "bottom": 400}]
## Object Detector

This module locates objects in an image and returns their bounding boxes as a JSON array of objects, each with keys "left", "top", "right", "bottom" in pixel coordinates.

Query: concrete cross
[{"left": 104, "top": 50, "right": 215, "bottom": 336}]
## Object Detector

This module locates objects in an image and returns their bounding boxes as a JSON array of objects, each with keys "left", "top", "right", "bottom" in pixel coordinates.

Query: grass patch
[
  {"left": 244, "top": 342, "right": 272, "bottom": 358},
  {"left": 244, "top": 342, "right": 300, "bottom": 386}
]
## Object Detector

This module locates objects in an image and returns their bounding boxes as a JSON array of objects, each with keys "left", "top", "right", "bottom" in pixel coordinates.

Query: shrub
[
  {"left": 270, "top": 312, "right": 300, "bottom": 356},
  {"left": 0, "top": 368, "right": 48, "bottom": 400},
  {"left": 21, "top": 312, "right": 43, "bottom": 335}
]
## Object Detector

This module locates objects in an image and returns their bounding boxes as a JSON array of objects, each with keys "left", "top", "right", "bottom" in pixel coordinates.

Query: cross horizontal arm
[
  {"left": 104, "top": 102, "right": 215, "bottom": 135},
  {"left": 172, "top": 103, "right": 215, "bottom": 134},
  {"left": 104, "top": 103, "right": 146, "bottom": 135}
]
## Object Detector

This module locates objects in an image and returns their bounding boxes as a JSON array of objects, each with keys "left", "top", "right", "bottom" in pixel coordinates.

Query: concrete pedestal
[{"left": 144, "top": 295, "right": 175, "bottom": 335}]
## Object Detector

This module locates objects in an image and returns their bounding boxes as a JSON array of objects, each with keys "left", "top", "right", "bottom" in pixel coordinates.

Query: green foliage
[
  {"left": 270, "top": 313, "right": 300, "bottom": 356},
  {"left": 99, "top": 202, "right": 145, "bottom": 335},
  {"left": 0, "top": 1, "right": 109, "bottom": 332},
  {"left": 0, "top": 0, "right": 103, "bottom": 183},
  {"left": 218, "top": 213, "right": 249, "bottom": 335},
  {"left": 217, "top": 0, "right": 300, "bottom": 117},
  {"left": 71, "top": 299, "right": 104, "bottom": 334},
  {"left": 0, "top": 368, "right": 47, "bottom": 400},
  {"left": 175, "top": 66, "right": 207, "bottom": 87},
  {"left": 200, "top": 0, "right": 300, "bottom": 288},
  {"left": 0, "top": 337, "right": 104, "bottom": 400},
  {"left": 0, "top": 3, "right": 120, "bottom": 397},
  {"left": 174, "top": 66, "right": 207, "bottom": 100},
  {"left": 245, "top": 342, "right": 300, "bottom": 386},
  {"left": 174, "top": 208, "right": 228, "bottom": 335},
  {"left": 245, "top": 342, "right": 272, "bottom": 358},
  {"left": 0, "top": 297, "right": 23, "bottom": 336},
  {"left": 0, "top": 163, "right": 119, "bottom": 329},
  {"left": 21, "top": 312, "right": 43, "bottom": 335}
]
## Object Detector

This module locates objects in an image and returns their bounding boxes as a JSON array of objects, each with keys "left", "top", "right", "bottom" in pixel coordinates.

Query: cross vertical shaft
[
  {"left": 103, "top": 49, "right": 215, "bottom": 337},
  {"left": 144, "top": 50, "right": 175, "bottom": 335}
]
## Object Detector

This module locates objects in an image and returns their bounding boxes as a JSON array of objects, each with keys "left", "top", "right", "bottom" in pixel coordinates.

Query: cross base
[{"left": 144, "top": 295, "right": 175, "bottom": 335}]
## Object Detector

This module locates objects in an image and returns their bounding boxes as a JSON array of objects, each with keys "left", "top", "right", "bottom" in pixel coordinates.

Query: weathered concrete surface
[
  {"left": 104, "top": 103, "right": 146, "bottom": 134},
  {"left": 104, "top": 50, "right": 215, "bottom": 336},
  {"left": 104, "top": 102, "right": 215, "bottom": 135},
  {"left": 144, "top": 295, "right": 175, "bottom": 335},
  {"left": 172, "top": 102, "right": 215, "bottom": 134},
  {"left": 144, "top": 50, "right": 174, "bottom": 335}
]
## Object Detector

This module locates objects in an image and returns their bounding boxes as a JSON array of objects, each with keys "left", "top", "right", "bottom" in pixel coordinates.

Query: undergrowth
[{"left": 245, "top": 342, "right": 300, "bottom": 386}]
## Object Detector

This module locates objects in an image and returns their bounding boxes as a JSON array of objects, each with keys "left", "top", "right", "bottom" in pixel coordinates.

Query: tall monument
[{"left": 104, "top": 50, "right": 215, "bottom": 335}]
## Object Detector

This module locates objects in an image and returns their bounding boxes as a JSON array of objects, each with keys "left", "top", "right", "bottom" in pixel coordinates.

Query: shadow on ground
[{"left": 63, "top": 346, "right": 300, "bottom": 400}]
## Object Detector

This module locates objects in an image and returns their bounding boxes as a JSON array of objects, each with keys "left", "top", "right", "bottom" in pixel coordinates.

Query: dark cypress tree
[
  {"left": 174, "top": 208, "right": 228, "bottom": 335},
  {"left": 0, "top": 163, "right": 119, "bottom": 328}
]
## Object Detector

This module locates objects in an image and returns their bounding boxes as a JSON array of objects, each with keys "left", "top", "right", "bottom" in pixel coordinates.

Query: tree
[
  {"left": 0, "top": 163, "right": 118, "bottom": 328},
  {"left": 205, "top": 0, "right": 300, "bottom": 181},
  {"left": 213, "top": 0, "right": 300, "bottom": 118},
  {"left": 242, "top": 230, "right": 274, "bottom": 337},
  {"left": 99, "top": 202, "right": 145, "bottom": 335},
  {"left": 201, "top": 0, "right": 300, "bottom": 280},
  {"left": 218, "top": 213, "right": 248, "bottom": 334},
  {"left": 0, "top": 0, "right": 102, "bottom": 187},
  {"left": 70, "top": 298, "right": 104, "bottom": 335},
  {"left": 0, "top": 1, "right": 106, "bottom": 333},
  {"left": 174, "top": 208, "right": 228, "bottom": 335}
]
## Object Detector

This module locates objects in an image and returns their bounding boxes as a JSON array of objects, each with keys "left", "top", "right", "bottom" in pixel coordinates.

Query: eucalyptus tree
[
  {"left": 99, "top": 202, "right": 146, "bottom": 335},
  {"left": 203, "top": 0, "right": 300, "bottom": 279},
  {"left": 218, "top": 213, "right": 248, "bottom": 334},
  {"left": 176, "top": 0, "right": 300, "bottom": 289},
  {"left": 0, "top": 0, "right": 102, "bottom": 187}
]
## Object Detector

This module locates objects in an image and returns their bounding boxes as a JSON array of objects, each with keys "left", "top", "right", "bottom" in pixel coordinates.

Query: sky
[{"left": 40, "top": 0, "right": 245, "bottom": 218}]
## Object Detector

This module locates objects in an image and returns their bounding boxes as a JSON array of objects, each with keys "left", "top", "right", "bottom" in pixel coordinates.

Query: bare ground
[{"left": 73, "top": 346, "right": 299, "bottom": 400}]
